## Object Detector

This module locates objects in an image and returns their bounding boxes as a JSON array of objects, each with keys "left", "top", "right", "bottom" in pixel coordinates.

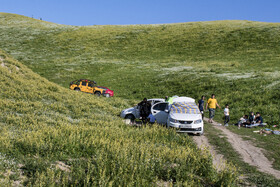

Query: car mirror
[{"left": 165, "top": 109, "right": 169, "bottom": 113}]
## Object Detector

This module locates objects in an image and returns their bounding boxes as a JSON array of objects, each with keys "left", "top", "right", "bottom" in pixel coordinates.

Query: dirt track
[
  {"left": 198, "top": 118, "right": 280, "bottom": 179},
  {"left": 192, "top": 135, "right": 226, "bottom": 171}
]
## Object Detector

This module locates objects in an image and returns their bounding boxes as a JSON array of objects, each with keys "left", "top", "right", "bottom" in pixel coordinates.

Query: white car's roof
[
  {"left": 172, "top": 97, "right": 195, "bottom": 103},
  {"left": 147, "top": 98, "right": 165, "bottom": 101},
  {"left": 171, "top": 102, "right": 200, "bottom": 114}
]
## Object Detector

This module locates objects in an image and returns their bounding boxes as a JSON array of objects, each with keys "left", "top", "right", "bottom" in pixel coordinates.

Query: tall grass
[{"left": 0, "top": 50, "right": 238, "bottom": 185}]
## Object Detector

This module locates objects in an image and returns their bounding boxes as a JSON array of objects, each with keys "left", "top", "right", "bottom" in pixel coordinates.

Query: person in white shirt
[{"left": 224, "top": 104, "right": 230, "bottom": 126}]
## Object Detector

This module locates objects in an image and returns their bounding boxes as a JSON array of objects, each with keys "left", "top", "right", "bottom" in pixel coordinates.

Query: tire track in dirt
[
  {"left": 204, "top": 117, "right": 280, "bottom": 179},
  {"left": 192, "top": 134, "right": 226, "bottom": 171}
]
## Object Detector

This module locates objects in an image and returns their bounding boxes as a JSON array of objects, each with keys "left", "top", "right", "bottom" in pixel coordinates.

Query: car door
[
  {"left": 135, "top": 105, "right": 140, "bottom": 119},
  {"left": 80, "top": 81, "right": 88, "bottom": 92},
  {"left": 151, "top": 102, "right": 169, "bottom": 124},
  {"left": 87, "top": 82, "right": 94, "bottom": 93}
]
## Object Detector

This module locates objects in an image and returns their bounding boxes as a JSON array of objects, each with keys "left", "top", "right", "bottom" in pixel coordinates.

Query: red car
[{"left": 98, "top": 86, "right": 114, "bottom": 97}]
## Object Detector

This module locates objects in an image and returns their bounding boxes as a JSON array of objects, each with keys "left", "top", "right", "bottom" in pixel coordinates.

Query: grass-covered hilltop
[{"left": 1, "top": 12, "right": 280, "bottom": 185}]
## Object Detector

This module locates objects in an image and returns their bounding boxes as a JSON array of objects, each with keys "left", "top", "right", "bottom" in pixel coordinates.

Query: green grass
[
  {"left": 0, "top": 50, "right": 238, "bottom": 185},
  {"left": 204, "top": 123, "right": 280, "bottom": 186},
  {"left": 1, "top": 12, "right": 280, "bottom": 185}
]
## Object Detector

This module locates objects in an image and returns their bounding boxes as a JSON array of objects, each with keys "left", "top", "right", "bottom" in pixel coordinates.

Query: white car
[
  {"left": 151, "top": 97, "right": 204, "bottom": 135},
  {"left": 120, "top": 98, "right": 165, "bottom": 120}
]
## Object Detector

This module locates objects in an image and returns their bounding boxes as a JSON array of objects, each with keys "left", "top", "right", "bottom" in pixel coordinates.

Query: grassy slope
[
  {"left": 0, "top": 51, "right": 237, "bottom": 185},
  {"left": 1, "top": 12, "right": 280, "bottom": 183}
]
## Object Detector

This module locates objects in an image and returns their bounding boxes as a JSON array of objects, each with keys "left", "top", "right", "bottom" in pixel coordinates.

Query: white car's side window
[{"left": 153, "top": 103, "right": 168, "bottom": 111}]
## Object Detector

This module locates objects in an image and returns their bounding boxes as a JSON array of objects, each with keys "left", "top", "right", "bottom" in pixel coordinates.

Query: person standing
[
  {"left": 224, "top": 104, "right": 230, "bottom": 126},
  {"left": 198, "top": 96, "right": 205, "bottom": 119},
  {"left": 206, "top": 94, "right": 221, "bottom": 123},
  {"left": 138, "top": 98, "right": 151, "bottom": 124}
]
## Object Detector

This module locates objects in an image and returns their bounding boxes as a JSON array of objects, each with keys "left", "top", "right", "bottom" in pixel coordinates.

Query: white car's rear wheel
[{"left": 125, "top": 114, "right": 135, "bottom": 123}]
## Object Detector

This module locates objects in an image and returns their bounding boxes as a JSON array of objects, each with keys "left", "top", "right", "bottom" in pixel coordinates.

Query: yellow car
[{"left": 69, "top": 79, "right": 105, "bottom": 96}]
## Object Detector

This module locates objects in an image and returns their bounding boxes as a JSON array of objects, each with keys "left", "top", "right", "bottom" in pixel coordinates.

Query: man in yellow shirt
[{"left": 206, "top": 94, "right": 221, "bottom": 123}]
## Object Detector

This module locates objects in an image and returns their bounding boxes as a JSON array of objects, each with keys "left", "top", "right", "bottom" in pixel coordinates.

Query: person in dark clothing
[
  {"left": 246, "top": 112, "right": 264, "bottom": 128},
  {"left": 138, "top": 98, "right": 151, "bottom": 124},
  {"left": 198, "top": 96, "right": 205, "bottom": 119},
  {"left": 255, "top": 112, "right": 263, "bottom": 124},
  {"left": 249, "top": 112, "right": 255, "bottom": 124}
]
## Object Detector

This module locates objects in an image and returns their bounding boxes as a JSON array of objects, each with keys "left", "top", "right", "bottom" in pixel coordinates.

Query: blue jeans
[{"left": 209, "top": 108, "right": 215, "bottom": 119}]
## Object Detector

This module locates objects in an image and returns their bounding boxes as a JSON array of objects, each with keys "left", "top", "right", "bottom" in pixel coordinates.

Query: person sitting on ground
[
  {"left": 138, "top": 98, "right": 151, "bottom": 124},
  {"left": 247, "top": 112, "right": 264, "bottom": 128},
  {"left": 255, "top": 112, "right": 263, "bottom": 125},
  {"left": 237, "top": 115, "right": 249, "bottom": 129},
  {"left": 248, "top": 112, "right": 255, "bottom": 124},
  {"left": 147, "top": 113, "right": 156, "bottom": 125},
  {"left": 224, "top": 104, "right": 230, "bottom": 126}
]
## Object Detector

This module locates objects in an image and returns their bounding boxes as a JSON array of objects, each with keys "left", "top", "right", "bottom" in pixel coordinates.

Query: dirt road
[
  {"left": 192, "top": 135, "right": 226, "bottom": 171},
  {"left": 201, "top": 118, "right": 280, "bottom": 179}
]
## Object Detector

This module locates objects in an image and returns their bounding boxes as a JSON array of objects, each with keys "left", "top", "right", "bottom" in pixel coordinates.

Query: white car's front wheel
[{"left": 198, "top": 130, "right": 204, "bottom": 136}]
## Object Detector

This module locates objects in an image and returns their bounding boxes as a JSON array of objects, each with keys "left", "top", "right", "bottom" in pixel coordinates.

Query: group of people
[
  {"left": 237, "top": 112, "right": 264, "bottom": 129},
  {"left": 198, "top": 94, "right": 227, "bottom": 124},
  {"left": 137, "top": 94, "right": 265, "bottom": 128},
  {"left": 198, "top": 94, "right": 264, "bottom": 128}
]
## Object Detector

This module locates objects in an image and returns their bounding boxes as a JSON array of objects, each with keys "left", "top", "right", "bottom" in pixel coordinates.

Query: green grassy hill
[
  {"left": 0, "top": 50, "right": 236, "bottom": 186},
  {"left": 1, "top": 13, "right": 279, "bottom": 124},
  {"left": 1, "top": 12, "right": 280, "bottom": 185}
]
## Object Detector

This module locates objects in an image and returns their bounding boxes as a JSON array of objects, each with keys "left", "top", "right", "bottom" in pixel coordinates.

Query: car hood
[
  {"left": 122, "top": 107, "right": 135, "bottom": 113},
  {"left": 169, "top": 112, "right": 201, "bottom": 121}
]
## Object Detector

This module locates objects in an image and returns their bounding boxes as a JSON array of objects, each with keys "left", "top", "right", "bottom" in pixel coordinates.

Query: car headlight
[
  {"left": 194, "top": 119, "right": 202, "bottom": 124},
  {"left": 169, "top": 118, "right": 178, "bottom": 123}
]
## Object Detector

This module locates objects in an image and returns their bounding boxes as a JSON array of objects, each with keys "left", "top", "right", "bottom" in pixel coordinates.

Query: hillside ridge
[{"left": 1, "top": 12, "right": 280, "bottom": 27}]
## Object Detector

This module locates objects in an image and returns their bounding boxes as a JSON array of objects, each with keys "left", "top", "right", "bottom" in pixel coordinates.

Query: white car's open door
[{"left": 151, "top": 102, "right": 169, "bottom": 124}]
